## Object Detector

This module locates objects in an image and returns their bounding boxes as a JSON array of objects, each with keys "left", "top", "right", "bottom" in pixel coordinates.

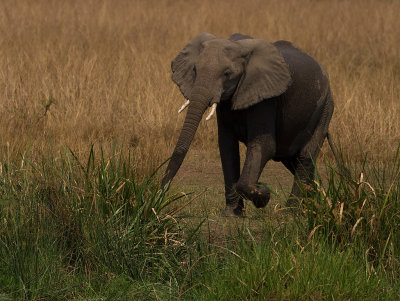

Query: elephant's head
[{"left": 162, "top": 33, "right": 291, "bottom": 187}]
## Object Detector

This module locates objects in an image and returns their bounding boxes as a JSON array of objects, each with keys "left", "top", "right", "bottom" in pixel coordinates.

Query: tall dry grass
[{"left": 0, "top": 0, "right": 399, "bottom": 170}]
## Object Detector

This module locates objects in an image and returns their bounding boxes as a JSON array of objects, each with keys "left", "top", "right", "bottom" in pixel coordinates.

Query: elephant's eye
[
  {"left": 193, "top": 65, "right": 197, "bottom": 76},
  {"left": 224, "top": 69, "right": 232, "bottom": 78}
]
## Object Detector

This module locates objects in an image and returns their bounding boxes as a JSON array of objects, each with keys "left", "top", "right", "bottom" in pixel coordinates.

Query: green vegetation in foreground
[{"left": 0, "top": 146, "right": 399, "bottom": 300}]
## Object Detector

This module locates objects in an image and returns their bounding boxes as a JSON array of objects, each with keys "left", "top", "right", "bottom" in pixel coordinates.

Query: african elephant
[{"left": 162, "top": 32, "right": 334, "bottom": 217}]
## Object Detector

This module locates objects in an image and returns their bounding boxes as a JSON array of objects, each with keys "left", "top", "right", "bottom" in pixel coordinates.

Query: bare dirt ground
[
  {"left": 165, "top": 142, "right": 339, "bottom": 241},
  {"left": 174, "top": 153, "right": 293, "bottom": 212},
  {"left": 166, "top": 148, "right": 304, "bottom": 239}
]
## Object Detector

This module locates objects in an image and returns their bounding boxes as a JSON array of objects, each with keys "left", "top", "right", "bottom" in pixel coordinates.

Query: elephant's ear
[
  {"left": 232, "top": 39, "right": 291, "bottom": 110},
  {"left": 171, "top": 33, "right": 216, "bottom": 99}
]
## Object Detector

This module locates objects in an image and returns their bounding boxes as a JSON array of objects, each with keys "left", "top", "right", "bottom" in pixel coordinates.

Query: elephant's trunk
[{"left": 162, "top": 88, "right": 212, "bottom": 187}]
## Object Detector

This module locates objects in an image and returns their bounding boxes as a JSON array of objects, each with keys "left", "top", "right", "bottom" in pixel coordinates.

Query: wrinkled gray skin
[{"left": 162, "top": 33, "right": 334, "bottom": 217}]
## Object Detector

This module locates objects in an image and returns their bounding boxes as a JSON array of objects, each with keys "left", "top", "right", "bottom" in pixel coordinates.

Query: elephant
[{"left": 161, "top": 32, "right": 334, "bottom": 217}]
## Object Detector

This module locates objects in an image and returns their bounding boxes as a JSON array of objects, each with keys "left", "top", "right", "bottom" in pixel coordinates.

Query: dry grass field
[{"left": 0, "top": 0, "right": 399, "bottom": 170}]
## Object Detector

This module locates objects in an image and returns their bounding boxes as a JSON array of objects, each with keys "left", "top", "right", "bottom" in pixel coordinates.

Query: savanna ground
[{"left": 0, "top": 0, "right": 399, "bottom": 299}]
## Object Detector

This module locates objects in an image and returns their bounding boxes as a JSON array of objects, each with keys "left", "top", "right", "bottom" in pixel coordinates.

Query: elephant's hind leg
[
  {"left": 285, "top": 93, "right": 334, "bottom": 209},
  {"left": 284, "top": 156, "right": 316, "bottom": 209}
]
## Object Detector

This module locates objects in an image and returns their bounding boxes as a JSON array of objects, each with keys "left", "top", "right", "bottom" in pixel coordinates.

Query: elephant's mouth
[{"left": 177, "top": 97, "right": 218, "bottom": 121}]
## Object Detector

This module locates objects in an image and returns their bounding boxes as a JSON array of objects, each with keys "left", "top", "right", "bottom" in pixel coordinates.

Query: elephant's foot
[
  {"left": 221, "top": 198, "right": 244, "bottom": 217},
  {"left": 221, "top": 206, "right": 244, "bottom": 217},
  {"left": 285, "top": 183, "right": 315, "bottom": 214},
  {"left": 285, "top": 197, "right": 300, "bottom": 209},
  {"left": 284, "top": 197, "right": 308, "bottom": 216},
  {"left": 235, "top": 183, "right": 270, "bottom": 208}
]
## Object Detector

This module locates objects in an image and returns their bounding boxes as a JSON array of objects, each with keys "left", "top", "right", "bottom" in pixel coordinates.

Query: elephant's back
[
  {"left": 274, "top": 40, "right": 329, "bottom": 82},
  {"left": 273, "top": 41, "right": 331, "bottom": 157}
]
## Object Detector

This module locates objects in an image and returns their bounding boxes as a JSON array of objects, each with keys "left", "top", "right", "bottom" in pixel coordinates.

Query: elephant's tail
[
  {"left": 326, "top": 132, "right": 339, "bottom": 162},
  {"left": 326, "top": 132, "right": 351, "bottom": 178}
]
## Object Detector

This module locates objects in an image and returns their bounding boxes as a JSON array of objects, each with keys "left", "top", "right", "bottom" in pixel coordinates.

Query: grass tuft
[
  {"left": 0, "top": 146, "right": 188, "bottom": 299},
  {"left": 301, "top": 144, "right": 400, "bottom": 275}
]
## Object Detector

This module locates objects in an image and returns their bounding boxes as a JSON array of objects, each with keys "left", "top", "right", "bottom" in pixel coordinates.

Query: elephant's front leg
[
  {"left": 235, "top": 140, "right": 274, "bottom": 208},
  {"left": 234, "top": 102, "right": 276, "bottom": 208},
  {"left": 217, "top": 121, "right": 243, "bottom": 217}
]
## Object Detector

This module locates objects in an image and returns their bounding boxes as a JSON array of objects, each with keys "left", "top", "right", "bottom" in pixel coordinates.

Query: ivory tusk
[
  {"left": 205, "top": 103, "right": 217, "bottom": 121},
  {"left": 178, "top": 99, "right": 190, "bottom": 113}
]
